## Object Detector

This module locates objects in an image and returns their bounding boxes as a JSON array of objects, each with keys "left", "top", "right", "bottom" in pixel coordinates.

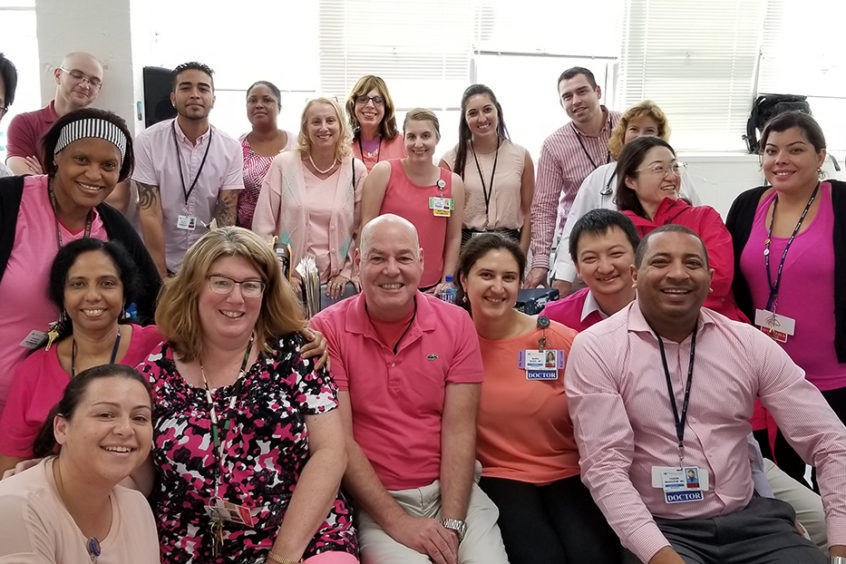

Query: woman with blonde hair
[
  {"left": 551, "top": 100, "right": 700, "bottom": 294},
  {"left": 253, "top": 97, "right": 367, "bottom": 299},
  {"left": 361, "top": 108, "right": 465, "bottom": 291},
  {"left": 137, "top": 226, "right": 358, "bottom": 563},
  {"left": 346, "top": 75, "right": 406, "bottom": 171}
]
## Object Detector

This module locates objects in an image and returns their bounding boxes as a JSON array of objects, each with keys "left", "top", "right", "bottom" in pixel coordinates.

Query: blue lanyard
[{"left": 656, "top": 325, "right": 697, "bottom": 468}]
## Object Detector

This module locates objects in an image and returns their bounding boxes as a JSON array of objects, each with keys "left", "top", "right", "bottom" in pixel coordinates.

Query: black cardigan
[
  {"left": 0, "top": 175, "right": 161, "bottom": 324},
  {"left": 726, "top": 179, "right": 846, "bottom": 362}
]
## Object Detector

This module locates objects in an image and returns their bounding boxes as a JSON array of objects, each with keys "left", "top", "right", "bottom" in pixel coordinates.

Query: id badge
[
  {"left": 20, "top": 330, "right": 47, "bottom": 349},
  {"left": 652, "top": 466, "right": 707, "bottom": 504},
  {"left": 429, "top": 196, "right": 453, "bottom": 217},
  {"left": 177, "top": 215, "right": 198, "bottom": 230},
  {"left": 518, "top": 349, "right": 565, "bottom": 380},
  {"left": 204, "top": 497, "right": 255, "bottom": 527},
  {"left": 754, "top": 309, "right": 795, "bottom": 343}
]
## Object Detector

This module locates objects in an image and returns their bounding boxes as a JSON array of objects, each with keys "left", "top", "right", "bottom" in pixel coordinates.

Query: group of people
[{"left": 0, "top": 49, "right": 844, "bottom": 564}]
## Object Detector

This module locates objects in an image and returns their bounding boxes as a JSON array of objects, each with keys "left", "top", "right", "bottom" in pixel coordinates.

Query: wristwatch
[
  {"left": 830, "top": 557, "right": 846, "bottom": 564},
  {"left": 441, "top": 518, "right": 468, "bottom": 542}
]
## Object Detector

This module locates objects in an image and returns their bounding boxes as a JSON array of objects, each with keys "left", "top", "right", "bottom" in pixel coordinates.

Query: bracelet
[{"left": 267, "top": 553, "right": 302, "bottom": 564}]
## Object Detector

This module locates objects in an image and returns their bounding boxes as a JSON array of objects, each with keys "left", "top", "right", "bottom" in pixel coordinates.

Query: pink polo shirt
[
  {"left": 132, "top": 119, "right": 244, "bottom": 271},
  {"left": 311, "top": 292, "right": 484, "bottom": 490}
]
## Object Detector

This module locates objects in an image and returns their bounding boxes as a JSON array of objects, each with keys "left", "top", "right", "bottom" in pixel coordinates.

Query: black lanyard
[
  {"left": 471, "top": 137, "right": 500, "bottom": 227},
  {"left": 48, "top": 185, "right": 93, "bottom": 250},
  {"left": 656, "top": 325, "right": 697, "bottom": 468},
  {"left": 358, "top": 136, "right": 381, "bottom": 163},
  {"left": 572, "top": 114, "right": 612, "bottom": 171},
  {"left": 763, "top": 182, "right": 820, "bottom": 311},
  {"left": 172, "top": 121, "right": 213, "bottom": 205},
  {"left": 70, "top": 327, "right": 121, "bottom": 378}
]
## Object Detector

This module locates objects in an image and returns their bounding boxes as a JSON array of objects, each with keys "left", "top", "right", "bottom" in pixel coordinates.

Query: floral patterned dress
[{"left": 138, "top": 333, "right": 357, "bottom": 563}]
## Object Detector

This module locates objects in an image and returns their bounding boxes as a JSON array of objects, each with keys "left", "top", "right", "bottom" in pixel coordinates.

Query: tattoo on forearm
[
  {"left": 136, "top": 182, "right": 159, "bottom": 210},
  {"left": 215, "top": 192, "right": 237, "bottom": 226}
]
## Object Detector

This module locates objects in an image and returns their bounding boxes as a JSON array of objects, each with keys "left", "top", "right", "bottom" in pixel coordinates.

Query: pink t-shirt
[
  {"left": 0, "top": 458, "right": 160, "bottom": 563},
  {"left": 740, "top": 182, "right": 844, "bottom": 390},
  {"left": 0, "top": 176, "right": 107, "bottom": 415},
  {"left": 380, "top": 160, "right": 452, "bottom": 288},
  {"left": 302, "top": 168, "right": 340, "bottom": 283},
  {"left": 0, "top": 324, "right": 163, "bottom": 458},
  {"left": 351, "top": 134, "right": 407, "bottom": 172},
  {"left": 311, "top": 292, "right": 484, "bottom": 490}
]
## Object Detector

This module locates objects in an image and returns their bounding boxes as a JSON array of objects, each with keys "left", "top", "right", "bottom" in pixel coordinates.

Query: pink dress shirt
[{"left": 565, "top": 302, "right": 846, "bottom": 562}]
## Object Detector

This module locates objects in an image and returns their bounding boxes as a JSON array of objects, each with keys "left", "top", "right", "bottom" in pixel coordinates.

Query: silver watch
[
  {"left": 830, "top": 557, "right": 846, "bottom": 564},
  {"left": 441, "top": 518, "right": 467, "bottom": 541}
]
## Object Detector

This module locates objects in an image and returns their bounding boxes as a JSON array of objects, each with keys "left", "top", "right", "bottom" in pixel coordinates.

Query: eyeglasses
[
  {"left": 355, "top": 95, "right": 385, "bottom": 107},
  {"left": 59, "top": 67, "right": 103, "bottom": 89},
  {"left": 636, "top": 161, "right": 686, "bottom": 177},
  {"left": 206, "top": 275, "right": 266, "bottom": 298}
]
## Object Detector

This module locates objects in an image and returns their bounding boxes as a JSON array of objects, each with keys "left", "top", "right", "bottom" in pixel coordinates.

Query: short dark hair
[
  {"left": 569, "top": 209, "right": 640, "bottom": 263},
  {"left": 0, "top": 52, "right": 18, "bottom": 108},
  {"left": 48, "top": 238, "right": 140, "bottom": 341},
  {"left": 454, "top": 233, "right": 526, "bottom": 313},
  {"left": 33, "top": 364, "right": 152, "bottom": 458},
  {"left": 634, "top": 224, "right": 709, "bottom": 270},
  {"left": 453, "top": 84, "right": 510, "bottom": 177},
  {"left": 557, "top": 66, "right": 598, "bottom": 90},
  {"left": 614, "top": 136, "right": 676, "bottom": 219},
  {"left": 171, "top": 61, "right": 214, "bottom": 91},
  {"left": 760, "top": 110, "right": 826, "bottom": 154},
  {"left": 42, "top": 108, "right": 134, "bottom": 182},
  {"left": 246, "top": 80, "right": 281, "bottom": 110}
]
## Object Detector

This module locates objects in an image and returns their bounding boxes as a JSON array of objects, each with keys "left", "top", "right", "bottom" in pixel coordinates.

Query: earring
[{"left": 461, "top": 294, "right": 468, "bottom": 304}]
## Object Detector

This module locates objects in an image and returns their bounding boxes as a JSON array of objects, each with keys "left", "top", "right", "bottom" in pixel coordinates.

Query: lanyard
[
  {"left": 571, "top": 113, "right": 612, "bottom": 171},
  {"left": 199, "top": 333, "right": 254, "bottom": 495},
  {"left": 471, "top": 137, "right": 500, "bottom": 228},
  {"left": 70, "top": 327, "right": 122, "bottom": 378},
  {"left": 655, "top": 325, "right": 697, "bottom": 468},
  {"left": 358, "top": 136, "right": 381, "bottom": 163},
  {"left": 48, "top": 184, "right": 93, "bottom": 250},
  {"left": 763, "top": 182, "right": 820, "bottom": 311},
  {"left": 172, "top": 121, "right": 213, "bottom": 205}
]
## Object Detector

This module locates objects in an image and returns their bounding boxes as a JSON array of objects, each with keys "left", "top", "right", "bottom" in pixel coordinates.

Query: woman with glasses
[
  {"left": 253, "top": 97, "right": 367, "bottom": 300},
  {"left": 346, "top": 75, "right": 406, "bottom": 172},
  {"left": 136, "top": 227, "right": 358, "bottom": 563},
  {"left": 439, "top": 84, "right": 534, "bottom": 253},
  {"left": 615, "top": 136, "right": 745, "bottom": 320},
  {"left": 237, "top": 80, "right": 295, "bottom": 228},
  {"left": 551, "top": 101, "right": 700, "bottom": 295}
]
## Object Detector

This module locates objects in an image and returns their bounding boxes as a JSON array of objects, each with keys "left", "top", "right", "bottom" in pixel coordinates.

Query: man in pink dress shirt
[{"left": 565, "top": 224, "right": 846, "bottom": 564}]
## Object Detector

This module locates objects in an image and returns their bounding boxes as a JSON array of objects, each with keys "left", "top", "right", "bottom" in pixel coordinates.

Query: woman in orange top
[{"left": 454, "top": 234, "right": 620, "bottom": 564}]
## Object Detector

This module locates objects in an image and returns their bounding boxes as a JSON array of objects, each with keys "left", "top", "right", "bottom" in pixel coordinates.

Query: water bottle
[{"left": 437, "top": 275, "right": 457, "bottom": 303}]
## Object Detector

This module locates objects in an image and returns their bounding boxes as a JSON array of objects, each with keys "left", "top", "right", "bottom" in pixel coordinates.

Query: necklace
[
  {"left": 308, "top": 153, "right": 339, "bottom": 174},
  {"left": 71, "top": 327, "right": 122, "bottom": 378},
  {"left": 47, "top": 182, "right": 93, "bottom": 250},
  {"left": 54, "top": 460, "right": 106, "bottom": 563}
]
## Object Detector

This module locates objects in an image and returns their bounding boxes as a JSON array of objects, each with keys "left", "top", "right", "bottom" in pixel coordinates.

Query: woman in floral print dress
[{"left": 137, "top": 226, "right": 357, "bottom": 563}]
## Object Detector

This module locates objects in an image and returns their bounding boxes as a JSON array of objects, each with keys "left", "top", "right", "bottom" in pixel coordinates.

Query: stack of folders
[{"left": 296, "top": 256, "right": 321, "bottom": 318}]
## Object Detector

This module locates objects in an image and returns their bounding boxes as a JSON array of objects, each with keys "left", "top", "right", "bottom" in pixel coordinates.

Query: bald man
[{"left": 5, "top": 52, "right": 103, "bottom": 176}]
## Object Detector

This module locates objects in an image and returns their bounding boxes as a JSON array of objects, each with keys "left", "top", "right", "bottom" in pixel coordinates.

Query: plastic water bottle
[{"left": 438, "top": 275, "right": 457, "bottom": 303}]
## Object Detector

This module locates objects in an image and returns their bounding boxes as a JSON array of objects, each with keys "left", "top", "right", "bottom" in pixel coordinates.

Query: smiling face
[
  {"left": 460, "top": 248, "right": 521, "bottom": 322},
  {"left": 246, "top": 83, "right": 280, "bottom": 129},
  {"left": 762, "top": 126, "right": 826, "bottom": 195},
  {"left": 304, "top": 101, "right": 341, "bottom": 152},
  {"left": 354, "top": 88, "right": 386, "bottom": 133},
  {"left": 623, "top": 146, "right": 681, "bottom": 216},
  {"left": 54, "top": 53, "right": 103, "bottom": 111},
  {"left": 64, "top": 250, "right": 124, "bottom": 334},
  {"left": 559, "top": 73, "right": 602, "bottom": 126},
  {"left": 575, "top": 226, "right": 636, "bottom": 299},
  {"left": 170, "top": 68, "right": 215, "bottom": 122},
  {"left": 633, "top": 231, "right": 713, "bottom": 336},
  {"left": 54, "top": 376, "right": 152, "bottom": 486},
  {"left": 198, "top": 255, "right": 263, "bottom": 347},
  {"left": 464, "top": 93, "right": 499, "bottom": 141},
  {"left": 623, "top": 116, "right": 660, "bottom": 144},
  {"left": 52, "top": 137, "right": 121, "bottom": 215},
  {"left": 403, "top": 118, "right": 439, "bottom": 163}
]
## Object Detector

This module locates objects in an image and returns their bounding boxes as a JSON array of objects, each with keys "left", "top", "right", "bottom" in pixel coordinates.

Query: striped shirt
[
  {"left": 529, "top": 107, "right": 620, "bottom": 269},
  {"left": 565, "top": 302, "right": 846, "bottom": 563}
]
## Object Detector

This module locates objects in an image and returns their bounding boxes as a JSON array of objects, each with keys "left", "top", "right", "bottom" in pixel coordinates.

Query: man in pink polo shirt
[
  {"left": 5, "top": 52, "right": 102, "bottom": 176},
  {"left": 311, "top": 214, "right": 507, "bottom": 564},
  {"left": 565, "top": 225, "right": 846, "bottom": 564}
]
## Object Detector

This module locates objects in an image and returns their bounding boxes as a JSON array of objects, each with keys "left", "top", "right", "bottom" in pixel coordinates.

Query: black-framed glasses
[
  {"left": 355, "top": 95, "right": 385, "bottom": 107},
  {"left": 206, "top": 275, "right": 266, "bottom": 298},
  {"left": 59, "top": 67, "right": 103, "bottom": 88}
]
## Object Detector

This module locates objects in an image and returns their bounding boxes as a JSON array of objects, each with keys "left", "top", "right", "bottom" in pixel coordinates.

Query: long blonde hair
[{"left": 296, "top": 97, "right": 353, "bottom": 161}]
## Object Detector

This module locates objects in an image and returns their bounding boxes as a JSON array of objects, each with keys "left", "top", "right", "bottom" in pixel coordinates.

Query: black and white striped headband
[{"left": 54, "top": 118, "right": 127, "bottom": 160}]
